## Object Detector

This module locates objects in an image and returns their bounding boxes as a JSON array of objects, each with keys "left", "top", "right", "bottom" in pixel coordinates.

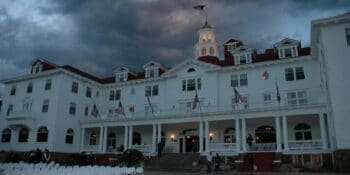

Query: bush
[{"left": 119, "top": 149, "right": 144, "bottom": 167}]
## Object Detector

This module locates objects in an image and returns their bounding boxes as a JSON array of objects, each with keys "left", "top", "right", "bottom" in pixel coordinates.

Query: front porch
[{"left": 80, "top": 112, "right": 330, "bottom": 156}]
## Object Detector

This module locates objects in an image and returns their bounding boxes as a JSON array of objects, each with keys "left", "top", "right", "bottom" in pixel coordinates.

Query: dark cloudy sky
[{"left": 0, "top": 0, "right": 350, "bottom": 97}]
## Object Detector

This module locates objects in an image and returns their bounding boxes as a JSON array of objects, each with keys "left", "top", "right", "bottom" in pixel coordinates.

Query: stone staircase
[
  {"left": 144, "top": 153, "right": 204, "bottom": 171},
  {"left": 241, "top": 152, "right": 276, "bottom": 172}
]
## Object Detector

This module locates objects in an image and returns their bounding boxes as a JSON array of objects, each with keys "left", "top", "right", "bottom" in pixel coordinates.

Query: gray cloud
[{"left": 0, "top": 0, "right": 349, "bottom": 96}]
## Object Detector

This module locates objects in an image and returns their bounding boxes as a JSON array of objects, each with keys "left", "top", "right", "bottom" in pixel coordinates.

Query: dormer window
[
  {"left": 145, "top": 67, "right": 159, "bottom": 78},
  {"left": 234, "top": 53, "right": 252, "bottom": 65},
  {"left": 227, "top": 43, "right": 237, "bottom": 51},
  {"left": 32, "top": 62, "right": 42, "bottom": 74},
  {"left": 117, "top": 72, "right": 127, "bottom": 82},
  {"left": 278, "top": 46, "right": 298, "bottom": 58}
]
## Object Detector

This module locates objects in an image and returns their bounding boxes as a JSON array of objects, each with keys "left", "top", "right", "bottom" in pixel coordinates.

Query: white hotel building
[{"left": 0, "top": 13, "right": 349, "bottom": 171}]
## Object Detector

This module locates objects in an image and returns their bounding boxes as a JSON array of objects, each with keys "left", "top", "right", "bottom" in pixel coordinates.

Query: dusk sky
[{"left": 0, "top": 0, "right": 350, "bottom": 96}]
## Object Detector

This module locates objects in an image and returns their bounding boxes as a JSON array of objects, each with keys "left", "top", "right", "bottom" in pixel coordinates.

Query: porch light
[
  {"left": 170, "top": 134, "right": 175, "bottom": 142},
  {"left": 209, "top": 132, "right": 213, "bottom": 140}
]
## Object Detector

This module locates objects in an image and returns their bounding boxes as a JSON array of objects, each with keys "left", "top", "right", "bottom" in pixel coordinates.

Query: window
[
  {"left": 69, "top": 102, "right": 76, "bottom": 115},
  {"left": 295, "top": 123, "right": 312, "bottom": 140},
  {"left": 182, "top": 78, "right": 201, "bottom": 91},
  {"left": 89, "top": 132, "right": 97, "bottom": 145},
  {"left": 279, "top": 46, "right": 298, "bottom": 58},
  {"left": 109, "top": 91, "right": 115, "bottom": 101},
  {"left": 107, "top": 133, "right": 116, "bottom": 150},
  {"left": 201, "top": 47, "right": 206, "bottom": 55},
  {"left": 71, "top": 82, "right": 78, "bottom": 93},
  {"left": 84, "top": 106, "right": 89, "bottom": 116},
  {"left": 295, "top": 67, "right": 305, "bottom": 80},
  {"left": 86, "top": 87, "right": 92, "bottom": 98},
  {"left": 287, "top": 90, "right": 307, "bottom": 105},
  {"left": 115, "top": 90, "right": 121, "bottom": 100},
  {"left": 187, "top": 68, "right": 196, "bottom": 72},
  {"left": 18, "top": 128, "right": 29, "bottom": 143},
  {"left": 45, "top": 79, "right": 51, "bottom": 90},
  {"left": 1, "top": 129, "right": 11, "bottom": 143},
  {"left": 37, "top": 126, "right": 48, "bottom": 142},
  {"left": 224, "top": 128, "right": 235, "bottom": 143},
  {"left": 42, "top": 100, "right": 49, "bottom": 113},
  {"left": 346, "top": 28, "right": 350, "bottom": 45},
  {"left": 6, "top": 104, "right": 13, "bottom": 116},
  {"left": 10, "top": 86, "right": 16, "bottom": 96},
  {"left": 227, "top": 43, "right": 236, "bottom": 51},
  {"left": 285, "top": 48, "right": 292, "bottom": 57},
  {"left": 132, "top": 132, "right": 141, "bottom": 145},
  {"left": 146, "top": 67, "right": 159, "bottom": 78},
  {"left": 145, "top": 85, "right": 158, "bottom": 96},
  {"left": 285, "top": 68, "right": 295, "bottom": 81},
  {"left": 239, "top": 55, "right": 247, "bottom": 64},
  {"left": 116, "top": 72, "right": 127, "bottom": 82},
  {"left": 65, "top": 129, "right": 74, "bottom": 144},
  {"left": 209, "top": 47, "right": 215, "bottom": 55},
  {"left": 27, "top": 82, "right": 33, "bottom": 93},
  {"left": 232, "top": 96, "right": 248, "bottom": 109},
  {"left": 264, "top": 94, "right": 272, "bottom": 104},
  {"left": 231, "top": 74, "right": 248, "bottom": 87}
]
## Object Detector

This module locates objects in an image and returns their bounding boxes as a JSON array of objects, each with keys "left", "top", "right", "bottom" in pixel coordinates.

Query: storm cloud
[{"left": 0, "top": 0, "right": 349, "bottom": 96}]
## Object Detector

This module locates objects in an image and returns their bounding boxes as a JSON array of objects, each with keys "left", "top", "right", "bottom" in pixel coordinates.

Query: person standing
[
  {"left": 246, "top": 134, "right": 254, "bottom": 150},
  {"left": 157, "top": 142, "right": 163, "bottom": 157},
  {"left": 214, "top": 153, "right": 221, "bottom": 175},
  {"left": 206, "top": 152, "right": 212, "bottom": 175}
]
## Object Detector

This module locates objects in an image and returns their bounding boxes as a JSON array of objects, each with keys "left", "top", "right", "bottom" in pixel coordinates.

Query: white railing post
[
  {"left": 275, "top": 116, "right": 282, "bottom": 151},
  {"left": 282, "top": 116, "right": 289, "bottom": 150},
  {"left": 235, "top": 119, "right": 240, "bottom": 153},
  {"left": 99, "top": 127, "right": 104, "bottom": 152},
  {"left": 242, "top": 118, "right": 247, "bottom": 152},
  {"left": 124, "top": 125, "right": 128, "bottom": 150},
  {"left": 205, "top": 121, "right": 209, "bottom": 153},
  {"left": 102, "top": 127, "right": 108, "bottom": 153},
  {"left": 152, "top": 124, "right": 156, "bottom": 154},
  {"left": 80, "top": 127, "right": 85, "bottom": 152},
  {"left": 319, "top": 113, "right": 328, "bottom": 149},
  {"left": 157, "top": 124, "right": 161, "bottom": 144},
  {"left": 199, "top": 121, "right": 203, "bottom": 153},
  {"left": 129, "top": 125, "right": 133, "bottom": 149}
]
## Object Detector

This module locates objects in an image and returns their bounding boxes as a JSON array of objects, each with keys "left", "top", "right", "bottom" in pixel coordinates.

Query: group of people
[
  {"left": 206, "top": 152, "right": 222, "bottom": 175},
  {"left": 28, "top": 148, "right": 50, "bottom": 163}
]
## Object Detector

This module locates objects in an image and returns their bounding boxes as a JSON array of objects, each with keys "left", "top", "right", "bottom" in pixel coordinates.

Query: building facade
[{"left": 0, "top": 13, "right": 349, "bottom": 170}]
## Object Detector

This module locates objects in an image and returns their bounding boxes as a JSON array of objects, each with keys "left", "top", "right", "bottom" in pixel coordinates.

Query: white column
[
  {"left": 152, "top": 124, "right": 157, "bottom": 153},
  {"left": 128, "top": 125, "right": 133, "bottom": 149},
  {"left": 102, "top": 127, "right": 108, "bottom": 152},
  {"left": 80, "top": 128, "right": 85, "bottom": 151},
  {"left": 235, "top": 119, "right": 240, "bottom": 153},
  {"left": 319, "top": 113, "right": 327, "bottom": 149},
  {"left": 99, "top": 127, "right": 104, "bottom": 152},
  {"left": 275, "top": 116, "right": 282, "bottom": 151},
  {"left": 282, "top": 116, "right": 289, "bottom": 150},
  {"left": 199, "top": 121, "right": 203, "bottom": 153},
  {"left": 242, "top": 118, "right": 247, "bottom": 152},
  {"left": 205, "top": 121, "right": 209, "bottom": 153},
  {"left": 157, "top": 124, "right": 161, "bottom": 144},
  {"left": 124, "top": 125, "right": 128, "bottom": 151}
]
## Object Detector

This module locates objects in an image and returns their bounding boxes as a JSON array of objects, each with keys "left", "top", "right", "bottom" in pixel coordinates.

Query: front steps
[
  {"left": 241, "top": 152, "right": 277, "bottom": 172},
  {"left": 144, "top": 153, "right": 203, "bottom": 171}
]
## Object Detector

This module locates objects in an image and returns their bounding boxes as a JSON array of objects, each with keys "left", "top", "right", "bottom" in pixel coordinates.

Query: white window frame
[
  {"left": 231, "top": 73, "right": 248, "bottom": 87},
  {"left": 116, "top": 72, "right": 128, "bottom": 82},
  {"left": 287, "top": 90, "right": 307, "bottom": 105},
  {"left": 182, "top": 78, "right": 202, "bottom": 92},
  {"left": 145, "top": 85, "right": 158, "bottom": 96},
  {"left": 234, "top": 53, "right": 252, "bottom": 65},
  {"left": 263, "top": 93, "right": 272, "bottom": 105},
  {"left": 145, "top": 66, "right": 159, "bottom": 78},
  {"left": 278, "top": 46, "right": 298, "bottom": 58}
]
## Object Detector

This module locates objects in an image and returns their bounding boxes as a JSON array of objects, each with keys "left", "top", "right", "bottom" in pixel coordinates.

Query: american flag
[
  {"left": 117, "top": 101, "right": 125, "bottom": 115},
  {"left": 276, "top": 81, "right": 281, "bottom": 103},
  {"left": 192, "top": 93, "right": 200, "bottom": 109},
  {"left": 233, "top": 88, "right": 244, "bottom": 103},
  {"left": 146, "top": 95, "right": 154, "bottom": 113},
  {"left": 91, "top": 104, "right": 99, "bottom": 117}
]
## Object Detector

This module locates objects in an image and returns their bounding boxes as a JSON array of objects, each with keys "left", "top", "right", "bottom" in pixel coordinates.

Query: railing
[
  {"left": 209, "top": 142, "right": 236, "bottom": 152},
  {"left": 6, "top": 112, "right": 36, "bottom": 120},
  {"left": 130, "top": 144, "right": 152, "bottom": 153},
  {"left": 80, "top": 96, "right": 326, "bottom": 122},
  {"left": 82, "top": 145, "right": 100, "bottom": 152},
  {"left": 288, "top": 140, "right": 322, "bottom": 150},
  {"left": 251, "top": 143, "right": 276, "bottom": 152}
]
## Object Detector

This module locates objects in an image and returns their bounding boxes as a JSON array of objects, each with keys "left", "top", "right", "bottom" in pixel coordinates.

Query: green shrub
[{"left": 119, "top": 149, "right": 144, "bottom": 167}]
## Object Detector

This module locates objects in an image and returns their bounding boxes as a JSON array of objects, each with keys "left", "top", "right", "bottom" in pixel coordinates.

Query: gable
[{"left": 162, "top": 59, "right": 220, "bottom": 77}]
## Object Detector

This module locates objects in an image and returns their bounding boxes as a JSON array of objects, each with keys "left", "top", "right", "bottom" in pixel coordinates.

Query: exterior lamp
[
  {"left": 170, "top": 134, "right": 175, "bottom": 142},
  {"left": 209, "top": 133, "right": 213, "bottom": 140}
]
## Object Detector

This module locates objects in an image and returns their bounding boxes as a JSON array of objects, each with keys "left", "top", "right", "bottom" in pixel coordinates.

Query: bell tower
[{"left": 194, "top": 22, "right": 219, "bottom": 58}]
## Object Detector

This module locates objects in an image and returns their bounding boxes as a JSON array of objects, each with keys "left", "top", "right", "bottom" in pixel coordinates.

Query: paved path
[{"left": 144, "top": 171, "right": 349, "bottom": 175}]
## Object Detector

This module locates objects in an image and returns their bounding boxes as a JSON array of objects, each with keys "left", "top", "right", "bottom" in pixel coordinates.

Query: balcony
[
  {"left": 80, "top": 96, "right": 325, "bottom": 123},
  {"left": 209, "top": 143, "right": 236, "bottom": 154},
  {"left": 288, "top": 140, "right": 322, "bottom": 150},
  {"left": 5, "top": 112, "right": 36, "bottom": 129},
  {"left": 82, "top": 145, "right": 100, "bottom": 152}
]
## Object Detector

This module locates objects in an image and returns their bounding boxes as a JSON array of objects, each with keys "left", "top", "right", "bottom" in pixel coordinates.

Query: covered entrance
[
  {"left": 185, "top": 136, "right": 199, "bottom": 152},
  {"left": 255, "top": 125, "right": 276, "bottom": 143}
]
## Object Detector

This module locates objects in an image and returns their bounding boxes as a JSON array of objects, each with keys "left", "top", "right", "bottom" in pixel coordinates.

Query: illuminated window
[{"left": 201, "top": 47, "right": 206, "bottom": 55}]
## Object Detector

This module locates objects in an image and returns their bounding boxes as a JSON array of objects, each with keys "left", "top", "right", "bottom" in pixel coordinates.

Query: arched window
[
  {"left": 209, "top": 47, "right": 215, "bottom": 55},
  {"left": 37, "top": 126, "right": 48, "bottom": 142},
  {"left": 107, "top": 133, "right": 116, "bottom": 150},
  {"left": 90, "top": 132, "right": 97, "bottom": 145},
  {"left": 187, "top": 68, "right": 196, "bottom": 72},
  {"left": 201, "top": 47, "right": 206, "bottom": 56},
  {"left": 1, "top": 128, "right": 11, "bottom": 143},
  {"left": 65, "top": 129, "right": 74, "bottom": 144},
  {"left": 18, "top": 128, "right": 29, "bottom": 143},
  {"left": 224, "top": 128, "right": 235, "bottom": 143},
  {"left": 132, "top": 132, "right": 141, "bottom": 145},
  {"left": 295, "top": 123, "right": 312, "bottom": 140}
]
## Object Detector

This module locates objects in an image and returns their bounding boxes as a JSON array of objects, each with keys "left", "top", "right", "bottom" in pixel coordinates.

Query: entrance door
[
  {"left": 255, "top": 125, "right": 276, "bottom": 143},
  {"left": 185, "top": 136, "right": 199, "bottom": 152}
]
